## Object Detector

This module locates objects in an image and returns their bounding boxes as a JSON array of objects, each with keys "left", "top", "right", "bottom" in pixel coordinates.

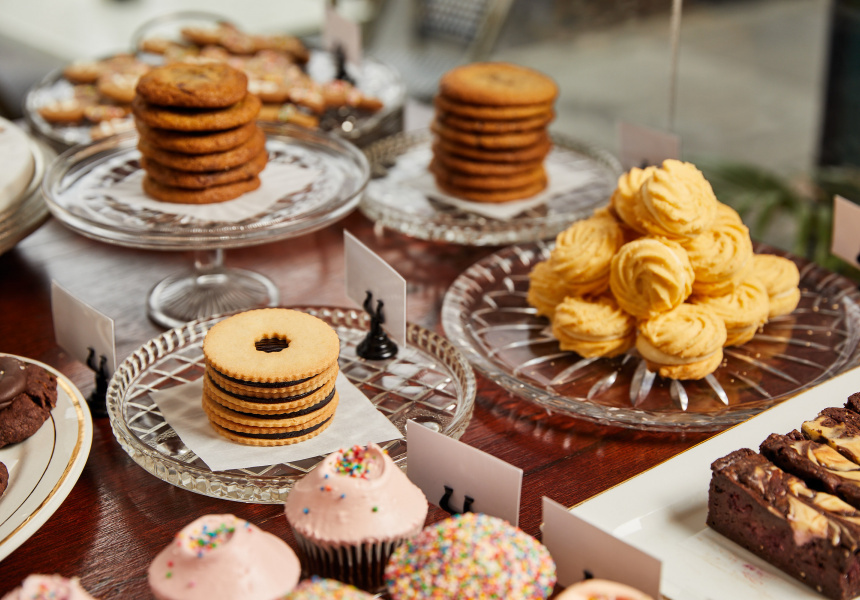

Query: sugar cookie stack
[
  {"left": 430, "top": 62, "right": 557, "bottom": 203},
  {"left": 132, "top": 62, "right": 267, "bottom": 204},
  {"left": 200, "top": 308, "right": 341, "bottom": 446},
  {"left": 527, "top": 159, "right": 802, "bottom": 380}
]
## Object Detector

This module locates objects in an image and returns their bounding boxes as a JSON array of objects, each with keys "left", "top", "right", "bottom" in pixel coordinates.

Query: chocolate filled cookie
[{"left": 0, "top": 357, "right": 58, "bottom": 448}]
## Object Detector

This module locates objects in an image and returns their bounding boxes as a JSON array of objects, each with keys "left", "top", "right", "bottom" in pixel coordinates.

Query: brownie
[
  {"left": 802, "top": 407, "right": 860, "bottom": 463},
  {"left": 708, "top": 448, "right": 860, "bottom": 600},
  {"left": 760, "top": 430, "right": 860, "bottom": 509},
  {"left": 846, "top": 392, "right": 860, "bottom": 415},
  {"left": 0, "top": 358, "right": 58, "bottom": 449}
]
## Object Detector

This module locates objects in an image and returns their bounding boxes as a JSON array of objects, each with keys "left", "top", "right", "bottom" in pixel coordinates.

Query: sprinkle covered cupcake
[
  {"left": 282, "top": 577, "right": 374, "bottom": 599},
  {"left": 284, "top": 443, "right": 428, "bottom": 592},
  {"left": 2, "top": 575, "right": 97, "bottom": 600},
  {"left": 385, "top": 512, "right": 557, "bottom": 600},
  {"left": 148, "top": 514, "right": 300, "bottom": 600}
]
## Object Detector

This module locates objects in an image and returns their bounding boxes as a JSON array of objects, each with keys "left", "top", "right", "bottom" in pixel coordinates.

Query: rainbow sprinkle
[
  {"left": 280, "top": 576, "right": 374, "bottom": 599},
  {"left": 333, "top": 445, "right": 376, "bottom": 478},
  {"left": 182, "top": 521, "right": 237, "bottom": 556}
]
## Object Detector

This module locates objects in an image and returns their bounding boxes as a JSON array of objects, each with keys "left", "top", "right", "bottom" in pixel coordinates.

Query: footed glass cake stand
[{"left": 42, "top": 123, "right": 369, "bottom": 328}]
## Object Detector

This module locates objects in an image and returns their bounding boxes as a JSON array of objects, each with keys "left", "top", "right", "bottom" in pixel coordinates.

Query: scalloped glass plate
[
  {"left": 106, "top": 306, "right": 476, "bottom": 503},
  {"left": 441, "top": 242, "right": 860, "bottom": 432},
  {"left": 24, "top": 50, "right": 404, "bottom": 150},
  {"left": 41, "top": 123, "right": 368, "bottom": 250},
  {"left": 360, "top": 130, "right": 621, "bottom": 246}
]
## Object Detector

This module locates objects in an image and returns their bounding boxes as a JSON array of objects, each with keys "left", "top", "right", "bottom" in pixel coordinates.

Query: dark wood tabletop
[{"left": 0, "top": 211, "right": 714, "bottom": 598}]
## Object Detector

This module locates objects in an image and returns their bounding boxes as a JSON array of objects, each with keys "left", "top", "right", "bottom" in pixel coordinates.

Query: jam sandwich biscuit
[
  {"left": 203, "top": 372, "right": 336, "bottom": 413},
  {"left": 751, "top": 254, "right": 801, "bottom": 318},
  {"left": 551, "top": 294, "right": 636, "bottom": 358}
]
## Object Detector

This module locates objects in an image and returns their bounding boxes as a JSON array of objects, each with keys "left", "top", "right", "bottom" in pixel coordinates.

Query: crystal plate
[
  {"left": 0, "top": 136, "right": 54, "bottom": 256},
  {"left": 441, "top": 242, "right": 860, "bottom": 432},
  {"left": 41, "top": 123, "right": 368, "bottom": 250},
  {"left": 106, "top": 306, "right": 476, "bottom": 503},
  {"left": 360, "top": 129, "right": 621, "bottom": 246}
]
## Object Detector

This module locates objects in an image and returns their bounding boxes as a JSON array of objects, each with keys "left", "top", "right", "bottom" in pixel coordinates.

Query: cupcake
[
  {"left": 2, "top": 575, "right": 97, "bottom": 600},
  {"left": 148, "top": 514, "right": 300, "bottom": 600},
  {"left": 283, "top": 577, "right": 374, "bottom": 599},
  {"left": 385, "top": 512, "right": 557, "bottom": 599},
  {"left": 556, "top": 579, "right": 654, "bottom": 600},
  {"left": 284, "top": 443, "right": 428, "bottom": 592}
]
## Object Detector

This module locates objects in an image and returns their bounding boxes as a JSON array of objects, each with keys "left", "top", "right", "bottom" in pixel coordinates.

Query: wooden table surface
[{"left": 0, "top": 211, "right": 714, "bottom": 597}]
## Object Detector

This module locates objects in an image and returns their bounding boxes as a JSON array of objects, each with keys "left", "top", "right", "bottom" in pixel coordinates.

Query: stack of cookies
[
  {"left": 201, "top": 308, "right": 341, "bottom": 446},
  {"left": 527, "top": 159, "right": 802, "bottom": 381},
  {"left": 132, "top": 62, "right": 267, "bottom": 204},
  {"left": 430, "top": 62, "right": 558, "bottom": 203}
]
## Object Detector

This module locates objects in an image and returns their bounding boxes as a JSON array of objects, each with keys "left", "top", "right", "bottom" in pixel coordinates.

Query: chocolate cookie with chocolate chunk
[
  {"left": 0, "top": 357, "right": 58, "bottom": 448},
  {"left": 0, "top": 461, "right": 7, "bottom": 497}
]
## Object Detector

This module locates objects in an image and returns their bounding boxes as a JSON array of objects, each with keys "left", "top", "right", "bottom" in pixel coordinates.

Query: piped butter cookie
[
  {"left": 751, "top": 254, "right": 801, "bottom": 318},
  {"left": 551, "top": 295, "right": 636, "bottom": 358},
  {"left": 550, "top": 214, "right": 625, "bottom": 296},
  {"left": 691, "top": 275, "right": 770, "bottom": 346},
  {"left": 634, "top": 159, "right": 718, "bottom": 238}
]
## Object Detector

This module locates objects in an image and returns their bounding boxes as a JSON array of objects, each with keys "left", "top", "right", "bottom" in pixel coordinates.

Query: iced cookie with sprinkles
[
  {"left": 2, "top": 574, "right": 98, "bottom": 600},
  {"left": 284, "top": 444, "right": 428, "bottom": 592},
  {"left": 283, "top": 577, "right": 374, "bottom": 600},
  {"left": 148, "top": 514, "right": 300, "bottom": 600},
  {"left": 385, "top": 512, "right": 556, "bottom": 600}
]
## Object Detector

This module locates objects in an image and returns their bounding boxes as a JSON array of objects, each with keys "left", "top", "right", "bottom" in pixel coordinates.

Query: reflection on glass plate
[
  {"left": 0, "top": 136, "right": 55, "bottom": 256},
  {"left": 441, "top": 242, "right": 860, "bottom": 431},
  {"left": 41, "top": 123, "right": 369, "bottom": 250},
  {"left": 106, "top": 306, "right": 476, "bottom": 503},
  {"left": 361, "top": 130, "right": 621, "bottom": 246},
  {"left": 0, "top": 354, "right": 92, "bottom": 561}
]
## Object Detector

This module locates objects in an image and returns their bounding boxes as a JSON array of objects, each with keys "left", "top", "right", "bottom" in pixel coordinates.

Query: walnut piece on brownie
[{"left": 0, "top": 356, "right": 58, "bottom": 448}]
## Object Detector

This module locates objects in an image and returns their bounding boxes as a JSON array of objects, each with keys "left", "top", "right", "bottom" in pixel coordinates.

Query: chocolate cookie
[
  {"left": 142, "top": 174, "right": 261, "bottom": 204},
  {"left": 0, "top": 358, "right": 58, "bottom": 449},
  {"left": 140, "top": 149, "right": 268, "bottom": 190},
  {"left": 439, "top": 62, "right": 559, "bottom": 106},
  {"left": 136, "top": 63, "right": 248, "bottom": 109},
  {"left": 136, "top": 120, "right": 258, "bottom": 154},
  {"left": 138, "top": 128, "right": 266, "bottom": 172},
  {"left": 132, "top": 93, "right": 261, "bottom": 132},
  {"left": 0, "top": 461, "right": 7, "bottom": 497}
]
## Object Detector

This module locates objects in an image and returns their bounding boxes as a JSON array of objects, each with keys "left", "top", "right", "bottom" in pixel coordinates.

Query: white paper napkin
[
  {"left": 151, "top": 372, "right": 403, "bottom": 472},
  {"left": 88, "top": 160, "right": 320, "bottom": 222}
]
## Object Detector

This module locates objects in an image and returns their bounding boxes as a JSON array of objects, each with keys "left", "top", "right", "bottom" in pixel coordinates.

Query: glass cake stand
[
  {"left": 360, "top": 129, "right": 622, "bottom": 246},
  {"left": 41, "top": 124, "right": 369, "bottom": 328},
  {"left": 0, "top": 135, "right": 54, "bottom": 256},
  {"left": 106, "top": 306, "right": 476, "bottom": 503},
  {"left": 441, "top": 242, "right": 860, "bottom": 432}
]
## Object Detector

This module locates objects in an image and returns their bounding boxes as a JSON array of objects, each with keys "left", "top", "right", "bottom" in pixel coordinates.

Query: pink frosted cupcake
[
  {"left": 284, "top": 443, "right": 428, "bottom": 592},
  {"left": 283, "top": 577, "right": 374, "bottom": 599},
  {"left": 148, "top": 514, "right": 300, "bottom": 600},
  {"left": 2, "top": 575, "right": 96, "bottom": 600}
]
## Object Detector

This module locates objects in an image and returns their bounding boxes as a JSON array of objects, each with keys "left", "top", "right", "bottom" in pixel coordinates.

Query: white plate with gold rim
[{"left": 0, "top": 354, "right": 92, "bottom": 561}]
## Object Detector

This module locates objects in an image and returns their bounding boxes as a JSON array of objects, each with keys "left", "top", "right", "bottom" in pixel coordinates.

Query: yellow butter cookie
[
  {"left": 635, "top": 160, "right": 718, "bottom": 239},
  {"left": 636, "top": 303, "right": 727, "bottom": 380},
  {"left": 609, "top": 238, "right": 694, "bottom": 319},
  {"left": 527, "top": 260, "right": 569, "bottom": 318},
  {"left": 551, "top": 295, "right": 636, "bottom": 358},
  {"left": 683, "top": 220, "right": 754, "bottom": 296},
  {"left": 609, "top": 166, "right": 656, "bottom": 234},
  {"left": 550, "top": 214, "right": 625, "bottom": 296},
  {"left": 691, "top": 275, "right": 770, "bottom": 346},
  {"left": 751, "top": 254, "right": 801, "bottom": 318}
]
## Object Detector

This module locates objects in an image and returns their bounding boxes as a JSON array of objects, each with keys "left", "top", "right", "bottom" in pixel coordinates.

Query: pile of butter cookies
[
  {"left": 133, "top": 62, "right": 268, "bottom": 204},
  {"left": 201, "top": 308, "right": 341, "bottom": 446},
  {"left": 527, "top": 159, "right": 801, "bottom": 380},
  {"left": 430, "top": 62, "right": 557, "bottom": 203}
]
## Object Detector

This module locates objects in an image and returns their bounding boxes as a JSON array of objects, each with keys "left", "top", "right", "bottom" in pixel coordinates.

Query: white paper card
[
  {"left": 407, "top": 420, "right": 522, "bottom": 525},
  {"left": 543, "top": 497, "right": 661, "bottom": 596},
  {"left": 618, "top": 121, "right": 681, "bottom": 171},
  {"left": 832, "top": 195, "right": 860, "bottom": 269},
  {"left": 51, "top": 281, "right": 116, "bottom": 376},
  {"left": 323, "top": 4, "right": 363, "bottom": 65},
  {"left": 151, "top": 372, "right": 402, "bottom": 472},
  {"left": 344, "top": 231, "right": 407, "bottom": 348}
]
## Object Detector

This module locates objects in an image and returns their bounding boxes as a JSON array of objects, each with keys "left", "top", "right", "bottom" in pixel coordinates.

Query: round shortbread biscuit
[
  {"left": 140, "top": 150, "right": 268, "bottom": 190},
  {"left": 634, "top": 159, "right": 718, "bottom": 239},
  {"left": 609, "top": 238, "right": 694, "bottom": 319},
  {"left": 142, "top": 174, "right": 260, "bottom": 205},
  {"left": 433, "top": 138, "right": 552, "bottom": 163},
  {"left": 439, "top": 62, "right": 558, "bottom": 106},
  {"left": 435, "top": 94, "right": 554, "bottom": 121},
  {"left": 636, "top": 303, "right": 727, "bottom": 380},
  {"left": 433, "top": 151, "right": 544, "bottom": 176},
  {"left": 437, "top": 111, "right": 554, "bottom": 133},
  {"left": 204, "top": 373, "right": 336, "bottom": 413},
  {"left": 431, "top": 120, "right": 548, "bottom": 150},
  {"left": 136, "top": 120, "right": 258, "bottom": 154},
  {"left": 751, "top": 254, "right": 801, "bottom": 318},
  {"left": 203, "top": 386, "right": 337, "bottom": 427},
  {"left": 551, "top": 295, "right": 636, "bottom": 358},
  {"left": 609, "top": 166, "right": 656, "bottom": 233},
  {"left": 527, "top": 260, "right": 570, "bottom": 319},
  {"left": 690, "top": 275, "right": 770, "bottom": 346},
  {"left": 136, "top": 62, "right": 248, "bottom": 108},
  {"left": 132, "top": 93, "right": 261, "bottom": 132},
  {"left": 550, "top": 214, "right": 625, "bottom": 297},
  {"left": 683, "top": 220, "right": 754, "bottom": 297},
  {"left": 206, "top": 360, "right": 339, "bottom": 397},
  {"left": 208, "top": 413, "right": 335, "bottom": 446},
  {"left": 435, "top": 175, "right": 547, "bottom": 203},
  {"left": 203, "top": 308, "right": 340, "bottom": 384},
  {"left": 138, "top": 128, "right": 266, "bottom": 173},
  {"left": 430, "top": 159, "right": 546, "bottom": 190}
]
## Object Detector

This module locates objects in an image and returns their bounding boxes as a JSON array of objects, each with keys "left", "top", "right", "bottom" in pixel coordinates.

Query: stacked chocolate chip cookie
[
  {"left": 431, "top": 62, "right": 558, "bottom": 203},
  {"left": 132, "top": 62, "right": 267, "bottom": 204}
]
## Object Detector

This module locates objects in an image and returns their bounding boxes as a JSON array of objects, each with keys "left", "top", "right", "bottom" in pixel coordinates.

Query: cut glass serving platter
[
  {"left": 441, "top": 241, "right": 860, "bottom": 432},
  {"left": 106, "top": 306, "right": 476, "bottom": 503},
  {"left": 361, "top": 129, "right": 621, "bottom": 246}
]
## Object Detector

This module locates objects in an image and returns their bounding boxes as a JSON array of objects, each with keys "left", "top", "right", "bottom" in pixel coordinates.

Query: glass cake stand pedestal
[{"left": 42, "top": 123, "right": 369, "bottom": 328}]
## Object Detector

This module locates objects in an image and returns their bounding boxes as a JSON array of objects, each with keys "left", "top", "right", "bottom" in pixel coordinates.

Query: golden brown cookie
[
  {"left": 683, "top": 220, "right": 754, "bottom": 297},
  {"left": 437, "top": 111, "right": 554, "bottom": 134},
  {"left": 203, "top": 385, "right": 337, "bottom": 428},
  {"left": 136, "top": 62, "right": 248, "bottom": 108},
  {"left": 204, "top": 373, "right": 336, "bottom": 413},
  {"left": 140, "top": 150, "right": 268, "bottom": 190},
  {"left": 609, "top": 166, "right": 656, "bottom": 234},
  {"left": 551, "top": 294, "right": 636, "bottom": 358},
  {"left": 257, "top": 104, "right": 320, "bottom": 129},
  {"left": 550, "top": 214, "right": 626, "bottom": 297},
  {"left": 97, "top": 72, "right": 143, "bottom": 105},
  {"left": 435, "top": 174, "right": 547, "bottom": 203},
  {"left": 609, "top": 238, "right": 695, "bottom": 319},
  {"left": 132, "top": 93, "right": 261, "bottom": 132},
  {"left": 434, "top": 95, "right": 555, "bottom": 121},
  {"left": 38, "top": 99, "right": 87, "bottom": 124},
  {"left": 207, "top": 412, "right": 335, "bottom": 446},
  {"left": 142, "top": 174, "right": 260, "bottom": 204},
  {"left": 433, "top": 138, "right": 552, "bottom": 163},
  {"left": 138, "top": 128, "right": 266, "bottom": 172},
  {"left": 690, "top": 275, "right": 770, "bottom": 346},
  {"left": 636, "top": 303, "right": 726, "bottom": 380},
  {"left": 635, "top": 159, "right": 718, "bottom": 239},
  {"left": 431, "top": 120, "right": 548, "bottom": 150},
  {"left": 439, "top": 62, "right": 558, "bottom": 107},
  {"left": 751, "top": 254, "right": 801, "bottom": 318},
  {"left": 527, "top": 260, "right": 570, "bottom": 319},
  {"left": 433, "top": 150, "right": 543, "bottom": 177},
  {"left": 136, "top": 119, "right": 258, "bottom": 154},
  {"left": 63, "top": 60, "right": 105, "bottom": 84},
  {"left": 430, "top": 159, "right": 546, "bottom": 190},
  {"left": 207, "top": 361, "right": 340, "bottom": 399}
]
